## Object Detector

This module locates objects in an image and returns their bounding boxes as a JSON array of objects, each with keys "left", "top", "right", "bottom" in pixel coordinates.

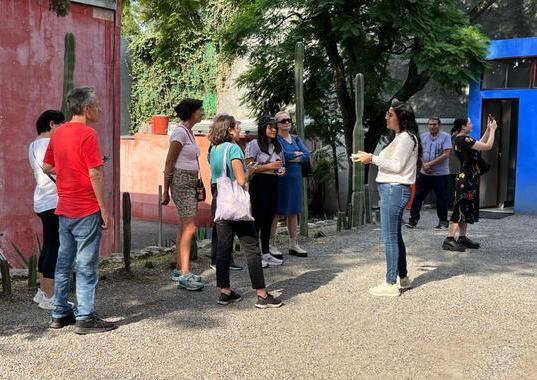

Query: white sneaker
[
  {"left": 33, "top": 288, "right": 45, "bottom": 304},
  {"left": 368, "top": 282, "right": 401, "bottom": 297},
  {"left": 261, "top": 259, "right": 269, "bottom": 268},
  {"left": 289, "top": 238, "right": 307, "bottom": 257},
  {"left": 398, "top": 276, "right": 412, "bottom": 290},
  {"left": 269, "top": 241, "right": 282, "bottom": 256},
  {"left": 262, "top": 253, "right": 283, "bottom": 266},
  {"left": 38, "top": 295, "right": 55, "bottom": 310}
]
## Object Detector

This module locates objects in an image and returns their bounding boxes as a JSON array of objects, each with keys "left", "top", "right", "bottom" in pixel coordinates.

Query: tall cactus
[
  {"left": 295, "top": 41, "right": 308, "bottom": 237},
  {"left": 351, "top": 74, "right": 365, "bottom": 227},
  {"left": 61, "top": 33, "right": 76, "bottom": 120}
]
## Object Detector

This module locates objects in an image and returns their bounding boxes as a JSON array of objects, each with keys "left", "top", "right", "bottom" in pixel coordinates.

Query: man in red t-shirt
[{"left": 43, "top": 86, "right": 116, "bottom": 335}]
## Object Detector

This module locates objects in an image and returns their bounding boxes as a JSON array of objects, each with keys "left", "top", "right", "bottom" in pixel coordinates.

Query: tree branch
[{"left": 468, "top": 0, "right": 499, "bottom": 22}]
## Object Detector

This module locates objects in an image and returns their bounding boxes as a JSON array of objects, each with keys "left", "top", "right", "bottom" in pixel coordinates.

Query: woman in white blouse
[{"left": 352, "top": 101, "right": 422, "bottom": 297}]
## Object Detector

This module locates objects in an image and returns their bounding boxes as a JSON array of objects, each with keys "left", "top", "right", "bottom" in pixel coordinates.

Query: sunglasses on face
[{"left": 278, "top": 118, "right": 292, "bottom": 124}]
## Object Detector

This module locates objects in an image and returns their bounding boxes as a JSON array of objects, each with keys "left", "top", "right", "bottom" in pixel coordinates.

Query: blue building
[{"left": 468, "top": 37, "right": 537, "bottom": 214}]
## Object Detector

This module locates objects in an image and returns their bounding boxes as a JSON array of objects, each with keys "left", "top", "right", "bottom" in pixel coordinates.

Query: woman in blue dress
[{"left": 270, "top": 111, "right": 310, "bottom": 258}]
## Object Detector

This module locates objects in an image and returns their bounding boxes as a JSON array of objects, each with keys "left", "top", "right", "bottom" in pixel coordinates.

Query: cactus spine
[
  {"left": 295, "top": 41, "right": 308, "bottom": 237},
  {"left": 351, "top": 74, "right": 365, "bottom": 227},
  {"left": 61, "top": 32, "right": 76, "bottom": 120}
]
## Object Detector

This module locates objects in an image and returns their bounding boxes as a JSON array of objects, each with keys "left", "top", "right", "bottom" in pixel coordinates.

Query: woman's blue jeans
[{"left": 378, "top": 183, "right": 411, "bottom": 284}]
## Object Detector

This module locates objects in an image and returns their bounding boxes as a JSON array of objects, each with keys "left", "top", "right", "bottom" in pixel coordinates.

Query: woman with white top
[
  {"left": 246, "top": 116, "right": 285, "bottom": 267},
  {"left": 162, "top": 98, "right": 204, "bottom": 291},
  {"left": 352, "top": 101, "right": 422, "bottom": 297},
  {"left": 28, "top": 110, "right": 64, "bottom": 309}
]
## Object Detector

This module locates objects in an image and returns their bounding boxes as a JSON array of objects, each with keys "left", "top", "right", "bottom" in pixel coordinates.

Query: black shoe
[
  {"left": 442, "top": 238, "right": 466, "bottom": 252},
  {"left": 217, "top": 290, "right": 242, "bottom": 305},
  {"left": 255, "top": 293, "right": 283, "bottom": 309},
  {"left": 50, "top": 312, "right": 76, "bottom": 329},
  {"left": 75, "top": 315, "right": 117, "bottom": 335},
  {"left": 271, "top": 254, "right": 283, "bottom": 261},
  {"left": 458, "top": 237, "right": 480, "bottom": 249},
  {"left": 289, "top": 249, "right": 307, "bottom": 258},
  {"left": 434, "top": 221, "right": 449, "bottom": 229},
  {"left": 405, "top": 220, "right": 417, "bottom": 228}
]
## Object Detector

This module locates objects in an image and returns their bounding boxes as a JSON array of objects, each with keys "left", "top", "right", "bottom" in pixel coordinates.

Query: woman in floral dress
[{"left": 442, "top": 117, "right": 498, "bottom": 252}]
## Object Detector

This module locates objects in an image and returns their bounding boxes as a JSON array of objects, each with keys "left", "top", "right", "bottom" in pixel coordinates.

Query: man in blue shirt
[{"left": 406, "top": 117, "right": 452, "bottom": 229}]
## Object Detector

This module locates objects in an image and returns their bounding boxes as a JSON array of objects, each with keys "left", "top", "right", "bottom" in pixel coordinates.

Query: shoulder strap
[{"left": 220, "top": 143, "right": 232, "bottom": 179}]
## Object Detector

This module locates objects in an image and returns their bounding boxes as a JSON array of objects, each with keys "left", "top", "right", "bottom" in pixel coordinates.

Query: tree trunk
[{"left": 331, "top": 140, "right": 341, "bottom": 212}]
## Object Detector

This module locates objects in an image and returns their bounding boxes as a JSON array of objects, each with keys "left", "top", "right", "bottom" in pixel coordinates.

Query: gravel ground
[{"left": 1, "top": 210, "right": 536, "bottom": 379}]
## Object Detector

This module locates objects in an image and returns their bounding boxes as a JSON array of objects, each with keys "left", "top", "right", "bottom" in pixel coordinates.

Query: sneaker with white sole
[
  {"left": 398, "top": 276, "right": 412, "bottom": 290},
  {"left": 171, "top": 269, "right": 202, "bottom": 283},
  {"left": 261, "top": 259, "right": 269, "bottom": 269},
  {"left": 177, "top": 273, "right": 204, "bottom": 291},
  {"left": 33, "top": 288, "right": 45, "bottom": 304},
  {"left": 368, "top": 282, "right": 401, "bottom": 297},
  {"left": 38, "top": 295, "right": 56, "bottom": 310},
  {"left": 262, "top": 253, "right": 283, "bottom": 266},
  {"left": 269, "top": 241, "right": 283, "bottom": 259},
  {"left": 255, "top": 293, "right": 283, "bottom": 309}
]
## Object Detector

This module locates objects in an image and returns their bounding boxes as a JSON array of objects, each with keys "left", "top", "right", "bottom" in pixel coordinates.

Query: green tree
[{"left": 220, "top": 0, "right": 497, "bottom": 200}]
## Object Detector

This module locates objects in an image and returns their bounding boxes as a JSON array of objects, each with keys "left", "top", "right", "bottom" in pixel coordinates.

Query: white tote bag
[{"left": 214, "top": 143, "right": 254, "bottom": 222}]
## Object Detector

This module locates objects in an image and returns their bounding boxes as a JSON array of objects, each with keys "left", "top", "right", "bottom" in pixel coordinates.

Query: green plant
[
  {"left": 49, "top": 0, "right": 70, "bottom": 16},
  {"left": 10, "top": 236, "right": 40, "bottom": 289},
  {"left": 0, "top": 249, "right": 12, "bottom": 295},
  {"left": 61, "top": 33, "right": 76, "bottom": 120},
  {"left": 351, "top": 74, "right": 365, "bottom": 227}
]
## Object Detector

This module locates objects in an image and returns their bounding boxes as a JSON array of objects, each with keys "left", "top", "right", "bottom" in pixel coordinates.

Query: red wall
[{"left": 0, "top": 1, "right": 120, "bottom": 266}]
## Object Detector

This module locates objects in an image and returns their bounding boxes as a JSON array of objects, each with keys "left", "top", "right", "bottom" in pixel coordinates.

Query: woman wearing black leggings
[{"left": 246, "top": 116, "right": 285, "bottom": 267}]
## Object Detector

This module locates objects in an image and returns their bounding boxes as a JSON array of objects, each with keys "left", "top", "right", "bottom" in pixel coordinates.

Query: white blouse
[{"left": 372, "top": 132, "right": 418, "bottom": 185}]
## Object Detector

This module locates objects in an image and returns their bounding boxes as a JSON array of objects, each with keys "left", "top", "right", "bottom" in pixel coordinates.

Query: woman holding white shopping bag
[{"left": 208, "top": 115, "right": 283, "bottom": 308}]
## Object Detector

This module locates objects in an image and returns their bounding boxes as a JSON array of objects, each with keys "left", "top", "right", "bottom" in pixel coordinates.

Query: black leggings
[
  {"left": 249, "top": 174, "right": 279, "bottom": 254},
  {"left": 37, "top": 209, "right": 60, "bottom": 279}
]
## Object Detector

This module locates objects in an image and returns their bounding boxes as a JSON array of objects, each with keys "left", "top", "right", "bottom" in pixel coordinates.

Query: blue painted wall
[{"left": 468, "top": 37, "right": 537, "bottom": 213}]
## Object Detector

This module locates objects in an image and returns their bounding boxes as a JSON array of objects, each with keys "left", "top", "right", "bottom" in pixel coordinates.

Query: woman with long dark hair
[
  {"left": 246, "top": 116, "right": 285, "bottom": 267},
  {"left": 208, "top": 115, "right": 283, "bottom": 308},
  {"left": 442, "top": 117, "right": 498, "bottom": 251},
  {"left": 352, "top": 100, "right": 421, "bottom": 297}
]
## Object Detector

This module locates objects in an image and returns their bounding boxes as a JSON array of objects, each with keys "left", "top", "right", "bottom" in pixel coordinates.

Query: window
[{"left": 482, "top": 58, "right": 536, "bottom": 89}]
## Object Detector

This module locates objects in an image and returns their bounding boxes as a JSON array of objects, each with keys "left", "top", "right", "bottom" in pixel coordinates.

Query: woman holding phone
[
  {"left": 442, "top": 116, "right": 498, "bottom": 252},
  {"left": 246, "top": 116, "right": 285, "bottom": 267}
]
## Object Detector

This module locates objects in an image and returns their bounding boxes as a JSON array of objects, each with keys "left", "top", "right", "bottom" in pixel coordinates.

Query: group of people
[
  {"left": 28, "top": 86, "right": 498, "bottom": 334},
  {"left": 352, "top": 101, "right": 498, "bottom": 297},
  {"left": 161, "top": 99, "right": 311, "bottom": 306}
]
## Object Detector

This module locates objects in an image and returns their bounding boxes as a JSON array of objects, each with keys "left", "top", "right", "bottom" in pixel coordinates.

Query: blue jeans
[
  {"left": 52, "top": 212, "right": 102, "bottom": 321},
  {"left": 378, "top": 183, "right": 411, "bottom": 284}
]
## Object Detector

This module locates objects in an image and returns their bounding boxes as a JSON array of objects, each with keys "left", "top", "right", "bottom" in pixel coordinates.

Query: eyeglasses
[
  {"left": 267, "top": 125, "right": 278, "bottom": 130},
  {"left": 278, "top": 118, "right": 292, "bottom": 124}
]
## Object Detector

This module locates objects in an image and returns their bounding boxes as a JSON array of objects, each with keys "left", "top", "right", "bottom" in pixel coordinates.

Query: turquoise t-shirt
[{"left": 208, "top": 142, "right": 244, "bottom": 184}]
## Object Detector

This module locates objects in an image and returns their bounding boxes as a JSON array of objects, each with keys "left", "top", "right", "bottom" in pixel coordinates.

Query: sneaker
[
  {"left": 171, "top": 269, "right": 202, "bottom": 283},
  {"left": 33, "top": 288, "right": 45, "bottom": 304},
  {"left": 262, "top": 253, "right": 283, "bottom": 266},
  {"left": 261, "top": 259, "right": 269, "bottom": 269},
  {"left": 38, "top": 295, "right": 55, "bottom": 311},
  {"left": 177, "top": 273, "right": 204, "bottom": 291},
  {"left": 369, "top": 282, "right": 401, "bottom": 297},
  {"left": 405, "top": 220, "right": 417, "bottom": 228},
  {"left": 255, "top": 293, "right": 283, "bottom": 309},
  {"left": 75, "top": 315, "right": 117, "bottom": 335},
  {"left": 229, "top": 262, "right": 244, "bottom": 271},
  {"left": 217, "top": 290, "right": 242, "bottom": 305},
  {"left": 50, "top": 312, "right": 76, "bottom": 329},
  {"left": 210, "top": 264, "right": 216, "bottom": 271},
  {"left": 434, "top": 221, "right": 449, "bottom": 229},
  {"left": 398, "top": 277, "right": 412, "bottom": 290},
  {"left": 458, "top": 237, "right": 480, "bottom": 249},
  {"left": 442, "top": 238, "right": 466, "bottom": 252},
  {"left": 289, "top": 240, "right": 307, "bottom": 257}
]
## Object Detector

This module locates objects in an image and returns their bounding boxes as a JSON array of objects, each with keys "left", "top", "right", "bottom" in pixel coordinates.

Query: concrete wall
[{"left": 0, "top": 0, "right": 120, "bottom": 266}]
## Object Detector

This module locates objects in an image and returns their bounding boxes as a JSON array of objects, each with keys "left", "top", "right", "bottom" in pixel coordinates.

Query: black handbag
[{"left": 477, "top": 154, "right": 490, "bottom": 176}]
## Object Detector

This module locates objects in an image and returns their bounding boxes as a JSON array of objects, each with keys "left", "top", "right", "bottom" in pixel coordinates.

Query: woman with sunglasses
[
  {"left": 270, "top": 111, "right": 311, "bottom": 259},
  {"left": 208, "top": 115, "right": 283, "bottom": 308},
  {"left": 352, "top": 101, "right": 421, "bottom": 297},
  {"left": 246, "top": 116, "right": 286, "bottom": 267}
]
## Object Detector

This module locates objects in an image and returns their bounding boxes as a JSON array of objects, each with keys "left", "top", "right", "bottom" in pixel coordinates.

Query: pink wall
[
  {"left": 120, "top": 133, "right": 213, "bottom": 226},
  {"left": 0, "top": 1, "right": 121, "bottom": 266}
]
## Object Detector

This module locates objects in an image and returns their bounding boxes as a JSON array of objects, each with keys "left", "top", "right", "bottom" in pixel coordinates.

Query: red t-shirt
[{"left": 43, "top": 122, "right": 103, "bottom": 218}]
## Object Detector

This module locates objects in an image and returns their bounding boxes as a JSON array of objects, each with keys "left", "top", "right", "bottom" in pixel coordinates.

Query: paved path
[{"left": 1, "top": 210, "right": 536, "bottom": 379}]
